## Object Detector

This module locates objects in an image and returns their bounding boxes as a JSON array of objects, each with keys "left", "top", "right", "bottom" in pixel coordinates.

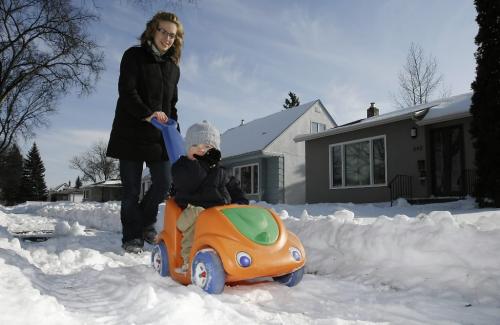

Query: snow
[
  {"left": 221, "top": 100, "right": 320, "bottom": 158},
  {"left": 80, "top": 179, "right": 122, "bottom": 187},
  {"left": 295, "top": 92, "right": 472, "bottom": 142},
  {"left": 1, "top": 198, "right": 499, "bottom": 324},
  {"left": 417, "top": 93, "right": 472, "bottom": 125}
]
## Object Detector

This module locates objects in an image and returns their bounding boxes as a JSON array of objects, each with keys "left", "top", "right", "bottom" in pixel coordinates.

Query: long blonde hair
[{"left": 140, "top": 12, "right": 184, "bottom": 65}]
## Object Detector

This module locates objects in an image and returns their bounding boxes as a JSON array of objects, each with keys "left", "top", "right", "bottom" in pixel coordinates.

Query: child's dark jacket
[{"left": 172, "top": 156, "right": 248, "bottom": 209}]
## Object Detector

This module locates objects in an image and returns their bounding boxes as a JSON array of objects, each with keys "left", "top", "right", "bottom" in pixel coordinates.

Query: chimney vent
[{"left": 367, "top": 102, "right": 379, "bottom": 118}]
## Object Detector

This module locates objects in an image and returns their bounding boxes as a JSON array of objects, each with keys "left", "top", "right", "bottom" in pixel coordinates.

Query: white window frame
[
  {"left": 233, "top": 163, "right": 260, "bottom": 195},
  {"left": 311, "top": 121, "right": 326, "bottom": 134},
  {"left": 329, "top": 135, "right": 387, "bottom": 189}
]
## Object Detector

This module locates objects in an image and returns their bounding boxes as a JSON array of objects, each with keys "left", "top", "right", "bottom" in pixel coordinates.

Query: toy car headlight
[
  {"left": 236, "top": 252, "right": 252, "bottom": 267},
  {"left": 289, "top": 247, "right": 302, "bottom": 261}
]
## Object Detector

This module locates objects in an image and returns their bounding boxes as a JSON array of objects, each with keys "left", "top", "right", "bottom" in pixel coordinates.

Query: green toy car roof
[{"left": 221, "top": 207, "right": 279, "bottom": 245}]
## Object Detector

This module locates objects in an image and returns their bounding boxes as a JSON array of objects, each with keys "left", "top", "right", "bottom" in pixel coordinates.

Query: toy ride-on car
[{"left": 151, "top": 198, "right": 306, "bottom": 294}]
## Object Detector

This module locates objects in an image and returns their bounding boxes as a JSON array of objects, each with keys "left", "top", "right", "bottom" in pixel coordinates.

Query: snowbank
[{"left": 1, "top": 198, "right": 500, "bottom": 324}]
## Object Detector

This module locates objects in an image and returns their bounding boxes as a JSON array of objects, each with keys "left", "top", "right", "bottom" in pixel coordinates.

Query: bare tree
[
  {"left": 70, "top": 140, "right": 119, "bottom": 183},
  {"left": 129, "top": 0, "right": 199, "bottom": 10},
  {"left": 394, "top": 42, "right": 444, "bottom": 108},
  {"left": 0, "top": 0, "right": 104, "bottom": 155}
]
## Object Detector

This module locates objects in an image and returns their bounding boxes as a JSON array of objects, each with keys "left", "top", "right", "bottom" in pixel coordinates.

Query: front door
[{"left": 431, "top": 125, "right": 465, "bottom": 196}]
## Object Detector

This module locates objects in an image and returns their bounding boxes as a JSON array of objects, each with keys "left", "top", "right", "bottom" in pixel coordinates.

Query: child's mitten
[{"left": 194, "top": 148, "right": 221, "bottom": 168}]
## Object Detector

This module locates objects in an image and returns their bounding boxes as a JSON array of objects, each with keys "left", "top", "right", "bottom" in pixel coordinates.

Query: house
[
  {"left": 141, "top": 168, "right": 151, "bottom": 199},
  {"left": 140, "top": 168, "right": 157, "bottom": 199},
  {"left": 220, "top": 100, "right": 336, "bottom": 204},
  {"left": 295, "top": 93, "right": 476, "bottom": 204},
  {"left": 48, "top": 182, "right": 84, "bottom": 203},
  {"left": 82, "top": 179, "right": 122, "bottom": 202}
]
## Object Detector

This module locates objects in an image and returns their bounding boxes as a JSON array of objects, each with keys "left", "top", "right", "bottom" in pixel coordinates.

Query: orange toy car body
[{"left": 152, "top": 198, "right": 306, "bottom": 293}]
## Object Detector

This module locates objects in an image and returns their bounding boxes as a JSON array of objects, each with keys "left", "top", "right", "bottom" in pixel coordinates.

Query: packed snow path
[{"left": 1, "top": 199, "right": 499, "bottom": 324}]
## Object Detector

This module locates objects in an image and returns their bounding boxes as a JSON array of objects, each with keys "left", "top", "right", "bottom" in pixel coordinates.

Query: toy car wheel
[
  {"left": 191, "top": 249, "right": 225, "bottom": 294},
  {"left": 273, "top": 266, "right": 305, "bottom": 287},
  {"left": 151, "top": 241, "right": 169, "bottom": 277}
]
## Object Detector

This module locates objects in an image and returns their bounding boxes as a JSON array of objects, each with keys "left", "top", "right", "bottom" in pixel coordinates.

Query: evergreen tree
[
  {"left": 470, "top": 0, "right": 500, "bottom": 207},
  {"left": 1, "top": 145, "right": 24, "bottom": 205},
  {"left": 75, "top": 176, "right": 83, "bottom": 189},
  {"left": 283, "top": 91, "right": 300, "bottom": 109},
  {"left": 20, "top": 143, "right": 48, "bottom": 202}
]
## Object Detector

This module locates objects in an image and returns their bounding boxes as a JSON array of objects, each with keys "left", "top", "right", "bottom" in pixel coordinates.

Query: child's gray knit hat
[{"left": 184, "top": 120, "right": 220, "bottom": 151}]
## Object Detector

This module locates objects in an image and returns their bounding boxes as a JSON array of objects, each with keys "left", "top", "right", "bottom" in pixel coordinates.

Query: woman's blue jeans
[{"left": 119, "top": 159, "right": 171, "bottom": 243}]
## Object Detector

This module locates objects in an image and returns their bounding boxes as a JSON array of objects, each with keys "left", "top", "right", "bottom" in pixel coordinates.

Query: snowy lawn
[{"left": 1, "top": 198, "right": 499, "bottom": 324}]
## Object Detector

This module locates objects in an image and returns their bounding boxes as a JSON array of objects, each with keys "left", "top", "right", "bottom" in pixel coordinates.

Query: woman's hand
[{"left": 145, "top": 111, "right": 168, "bottom": 123}]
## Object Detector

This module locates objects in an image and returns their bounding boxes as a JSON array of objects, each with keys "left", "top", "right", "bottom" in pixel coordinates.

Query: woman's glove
[{"left": 194, "top": 148, "right": 221, "bottom": 168}]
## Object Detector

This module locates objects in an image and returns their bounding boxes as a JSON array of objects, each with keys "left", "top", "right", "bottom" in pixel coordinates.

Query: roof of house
[
  {"left": 82, "top": 179, "right": 122, "bottom": 188},
  {"left": 295, "top": 92, "right": 472, "bottom": 142},
  {"left": 221, "top": 99, "right": 334, "bottom": 158},
  {"left": 51, "top": 183, "right": 70, "bottom": 192},
  {"left": 416, "top": 92, "right": 472, "bottom": 126},
  {"left": 51, "top": 188, "right": 83, "bottom": 195}
]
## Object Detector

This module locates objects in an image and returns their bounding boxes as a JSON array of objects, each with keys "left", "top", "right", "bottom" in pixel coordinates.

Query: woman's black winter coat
[
  {"left": 172, "top": 156, "right": 249, "bottom": 209},
  {"left": 107, "top": 45, "right": 180, "bottom": 161}
]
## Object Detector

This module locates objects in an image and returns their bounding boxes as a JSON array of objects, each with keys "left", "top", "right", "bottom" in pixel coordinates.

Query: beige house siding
[{"left": 266, "top": 102, "right": 336, "bottom": 203}]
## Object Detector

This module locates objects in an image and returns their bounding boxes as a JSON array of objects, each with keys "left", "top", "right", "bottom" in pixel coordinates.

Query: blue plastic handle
[{"left": 151, "top": 118, "right": 185, "bottom": 164}]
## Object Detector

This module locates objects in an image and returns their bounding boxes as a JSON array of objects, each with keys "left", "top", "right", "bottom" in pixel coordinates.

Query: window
[
  {"left": 233, "top": 163, "right": 259, "bottom": 194},
  {"left": 331, "top": 146, "right": 342, "bottom": 187},
  {"left": 372, "top": 138, "right": 386, "bottom": 184},
  {"left": 329, "top": 136, "right": 386, "bottom": 188},
  {"left": 311, "top": 122, "right": 326, "bottom": 133},
  {"left": 345, "top": 140, "right": 370, "bottom": 186}
]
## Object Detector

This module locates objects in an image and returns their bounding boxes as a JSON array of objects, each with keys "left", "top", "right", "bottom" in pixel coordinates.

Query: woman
[{"left": 107, "top": 12, "right": 184, "bottom": 253}]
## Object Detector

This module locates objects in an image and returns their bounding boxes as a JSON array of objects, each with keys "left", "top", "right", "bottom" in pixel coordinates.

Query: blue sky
[{"left": 22, "top": 0, "right": 477, "bottom": 187}]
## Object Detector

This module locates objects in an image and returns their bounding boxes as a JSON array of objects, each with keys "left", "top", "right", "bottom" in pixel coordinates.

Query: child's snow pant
[{"left": 176, "top": 204, "right": 205, "bottom": 267}]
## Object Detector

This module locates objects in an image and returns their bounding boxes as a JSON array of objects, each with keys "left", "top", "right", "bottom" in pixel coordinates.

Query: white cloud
[
  {"left": 208, "top": 54, "right": 258, "bottom": 93},
  {"left": 319, "top": 79, "right": 404, "bottom": 125},
  {"left": 39, "top": 129, "right": 110, "bottom": 149},
  {"left": 321, "top": 82, "right": 370, "bottom": 125},
  {"left": 178, "top": 89, "right": 247, "bottom": 133},
  {"left": 282, "top": 5, "right": 325, "bottom": 49},
  {"left": 178, "top": 86, "right": 286, "bottom": 135},
  {"left": 181, "top": 54, "right": 200, "bottom": 82},
  {"left": 209, "top": 55, "right": 242, "bottom": 84},
  {"left": 179, "top": 52, "right": 262, "bottom": 98}
]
